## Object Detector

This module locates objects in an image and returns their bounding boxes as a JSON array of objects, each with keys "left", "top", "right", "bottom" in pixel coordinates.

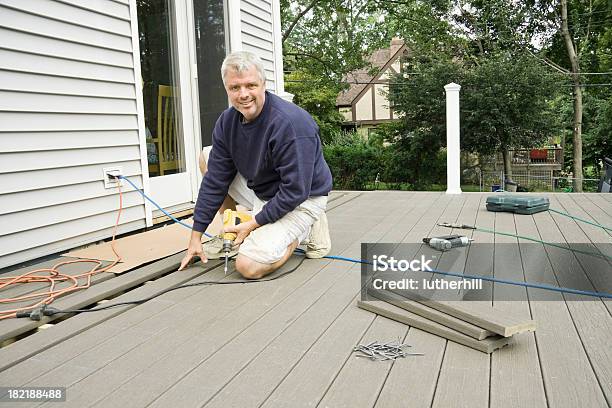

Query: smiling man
[{"left": 179, "top": 51, "right": 333, "bottom": 279}]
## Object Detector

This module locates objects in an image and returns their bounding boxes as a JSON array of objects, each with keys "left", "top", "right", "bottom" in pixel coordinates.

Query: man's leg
[
  {"left": 235, "top": 196, "right": 327, "bottom": 280},
  {"left": 235, "top": 239, "right": 299, "bottom": 279},
  {"left": 305, "top": 211, "right": 331, "bottom": 258}
]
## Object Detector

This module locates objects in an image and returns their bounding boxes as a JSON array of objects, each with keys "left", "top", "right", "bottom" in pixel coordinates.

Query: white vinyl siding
[
  {"left": 0, "top": 0, "right": 286, "bottom": 270},
  {"left": 0, "top": 0, "right": 145, "bottom": 269},
  {"left": 241, "top": 0, "right": 276, "bottom": 91}
]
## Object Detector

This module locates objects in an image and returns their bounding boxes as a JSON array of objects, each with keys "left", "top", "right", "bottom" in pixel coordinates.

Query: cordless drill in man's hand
[{"left": 222, "top": 209, "right": 252, "bottom": 274}]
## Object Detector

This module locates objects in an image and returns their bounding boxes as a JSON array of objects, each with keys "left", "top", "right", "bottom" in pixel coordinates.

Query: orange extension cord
[{"left": 0, "top": 184, "right": 125, "bottom": 321}]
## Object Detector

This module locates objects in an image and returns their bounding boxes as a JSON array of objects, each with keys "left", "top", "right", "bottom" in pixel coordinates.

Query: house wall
[
  {"left": 0, "top": 0, "right": 146, "bottom": 270},
  {"left": 339, "top": 107, "right": 352, "bottom": 122},
  {"left": 373, "top": 84, "right": 390, "bottom": 120},
  {"left": 240, "top": 0, "right": 278, "bottom": 92},
  {"left": 0, "top": 0, "right": 285, "bottom": 270},
  {"left": 355, "top": 88, "right": 373, "bottom": 121},
  {"left": 341, "top": 46, "right": 406, "bottom": 127}
]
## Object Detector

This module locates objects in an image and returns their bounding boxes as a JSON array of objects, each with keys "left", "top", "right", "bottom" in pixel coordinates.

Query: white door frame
[
  {"left": 184, "top": 0, "right": 204, "bottom": 201},
  {"left": 132, "top": 0, "right": 201, "bottom": 226},
  {"left": 130, "top": 0, "right": 153, "bottom": 227}
]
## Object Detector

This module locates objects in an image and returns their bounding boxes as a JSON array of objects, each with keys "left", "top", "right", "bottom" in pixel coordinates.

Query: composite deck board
[
  {"left": 1, "top": 194, "right": 364, "bottom": 404},
  {"left": 541, "top": 195, "right": 612, "bottom": 404},
  {"left": 567, "top": 194, "right": 612, "bottom": 241},
  {"left": 204, "top": 263, "right": 367, "bottom": 408},
  {"left": 357, "top": 300, "right": 510, "bottom": 353},
  {"left": 0, "top": 251, "right": 188, "bottom": 343},
  {"left": 517, "top": 201, "right": 609, "bottom": 407},
  {"left": 261, "top": 193, "right": 448, "bottom": 408},
  {"left": 373, "top": 327, "right": 446, "bottom": 408},
  {"left": 555, "top": 194, "right": 612, "bottom": 281},
  {"left": 422, "top": 193, "right": 482, "bottom": 301},
  {"left": 431, "top": 341, "right": 490, "bottom": 408},
  {"left": 0, "top": 194, "right": 359, "bottom": 341},
  {"left": 2, "top": 262, "right": 262, "bottom": 389},
  {"left": 586, "top": 194, "right": 612, "bottom": 219},
  {"left": 371, "top": 291, "right": 494, "bottom": 340},
  {"left": 429, "top": 192, "right": 496, "bottom": 408},
  {"left": 260, "top": 297, "right": 376, "bottom": 408},
  {"left": 556, "top": 194, "right": 612, "bottom": 322},
  {"left": 317, "top": 315, "right": 410, "bottom": 408},
  {"left": 489, "top": 209, "right": 547, "bottom": 408},
  {"left": 147, "top": 193, "right": 430, "bottom": 408},
  {"left": 197, "top": 194, "right": 427, "bottom": 406},
  {"left": 33, "top": 265, "right": 347, "bottom": 407},
  {"left": 31, "top": 266, "right": 299, "bottom": 408},
  {"left": 0, "top": 192, "right": 610, "bottom": 407},
  {"left": 0, "top": 258, "right": 114, "bottom": 310},
  {"left": 201, "top": 193, "right": 446, "bottom": 408},
  {"left": 423, "top": 192, "right": 478, "bottom": 291},
  {"left": 0, "top": 256, "right": 223, "bottom": 373},
  {"left": 548, "top": 195, "right": 612, "bottom": 301},
  {"left": 376, "top": 193, "right": 488, "bottom": 407},
  {"left": 29, "top": 196, "right": 372, "bottom": 405},
  {"left": 75, "top": 194, "right": 407, "bottom": 407},
  {"left": 326, "top": 191, "right": 363, "bottom": 211},
  {"left": 317, "top": 193, "right": 459, "bottom": 407},
  {"left": 375, "top": 194, "right": 482, "bottom": 408},
  {"left": 385, "top": 193, "right": 473, "bottom": 301}
]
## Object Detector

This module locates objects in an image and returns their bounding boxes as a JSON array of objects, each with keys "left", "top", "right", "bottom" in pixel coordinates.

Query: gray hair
[{"left": 221, "top": 51, "right": 266, "bottom": 84}]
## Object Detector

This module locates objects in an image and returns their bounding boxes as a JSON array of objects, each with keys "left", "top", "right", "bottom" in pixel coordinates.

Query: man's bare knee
[
  {"left": 236, "top": 239, "right": 299, "bottom": 279},
  {"left": 235, "top": 255, "right": 266, "bottom": 280}
]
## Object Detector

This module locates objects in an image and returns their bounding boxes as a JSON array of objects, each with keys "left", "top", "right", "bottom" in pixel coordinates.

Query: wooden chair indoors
[{"left": 149, "top": 85, "right": 181, "bottom": 176}]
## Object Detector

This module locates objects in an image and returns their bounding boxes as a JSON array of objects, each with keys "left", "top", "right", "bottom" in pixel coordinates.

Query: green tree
[
  {"left": 462, "top": 54, "right": 561, "bottom": 181},
  {"left": 591, "top": 96, "right": 612, "bottom": 165},
  {"left": 284, "top": 70, "right": 345, "bottom": 144},
  {"left": 387, "top": 53, "right": 560, "bottom": 182},
  {"left": 541, "top": 0, "right": 612, "bottom": 190},
  {"left": 281, "top": 0, "right": 391, "bottom": 84}
]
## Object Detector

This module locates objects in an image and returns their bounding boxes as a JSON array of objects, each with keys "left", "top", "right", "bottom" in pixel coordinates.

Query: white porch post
[
  {"left": 227, "top": 0, "right": 242, "bottom": 52},
  {"left": 445, "top": 82, "right": 462, "bottom": 194}
]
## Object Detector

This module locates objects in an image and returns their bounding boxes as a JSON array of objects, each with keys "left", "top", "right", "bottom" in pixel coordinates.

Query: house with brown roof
[{"left": 336, "top": 38, "right": 407, "bottom": 136}]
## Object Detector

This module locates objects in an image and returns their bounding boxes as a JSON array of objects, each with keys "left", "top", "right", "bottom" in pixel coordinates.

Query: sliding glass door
[
  {"left": 137, "top": 0, "right": 199, "bottom": 214},
  {"left": 192, "top": 0, "right": 227, "bottom": 148},
  {"left": 136, "top": 0, "right": 229, "bottom": 218}
]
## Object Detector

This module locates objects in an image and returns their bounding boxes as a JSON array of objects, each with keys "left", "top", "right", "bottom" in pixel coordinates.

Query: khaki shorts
[{"left": 203, "top": 146, "right": 327, "bottom": 264}]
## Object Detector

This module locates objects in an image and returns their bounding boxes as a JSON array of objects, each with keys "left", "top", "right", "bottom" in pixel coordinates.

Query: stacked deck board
[{"left": 357, "top": 289, "right": 536, "bottom": 353}]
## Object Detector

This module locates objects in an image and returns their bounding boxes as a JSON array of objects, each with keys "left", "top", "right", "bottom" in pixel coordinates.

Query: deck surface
[{"left": 0, "top": 191, "right": 611, "bottom": 408}]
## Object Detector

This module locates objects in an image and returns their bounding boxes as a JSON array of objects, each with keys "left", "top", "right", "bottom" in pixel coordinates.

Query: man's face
[{"left": 224, "top": 65, "right": 265, "bottom": 122}]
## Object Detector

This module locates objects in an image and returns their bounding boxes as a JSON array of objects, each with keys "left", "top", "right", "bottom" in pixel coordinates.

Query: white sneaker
[{"left": 305, "top": 212, "right": 331, "bottom": 259}]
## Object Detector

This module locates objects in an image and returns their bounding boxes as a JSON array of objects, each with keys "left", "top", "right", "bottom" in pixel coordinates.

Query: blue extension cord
[
  {"left": 119, "top": 175, "right": 212, "bottom": 238},
  {"left": 118, "top": 175, "right": 612, "bottom": 300}
]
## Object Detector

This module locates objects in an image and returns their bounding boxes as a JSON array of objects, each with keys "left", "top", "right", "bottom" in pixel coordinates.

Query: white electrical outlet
[{"left": 103, "top": 166, "right": 124, "bottom": 189}]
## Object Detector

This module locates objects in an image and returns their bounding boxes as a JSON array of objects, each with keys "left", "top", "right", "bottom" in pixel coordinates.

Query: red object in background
[{"left": 530, "top": 149, "right": 548, "bottom": 160}]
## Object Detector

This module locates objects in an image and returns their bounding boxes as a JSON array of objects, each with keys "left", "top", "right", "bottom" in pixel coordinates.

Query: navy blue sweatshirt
[{"left": 192, "top": 91, "right": 333, "bottom": 233}]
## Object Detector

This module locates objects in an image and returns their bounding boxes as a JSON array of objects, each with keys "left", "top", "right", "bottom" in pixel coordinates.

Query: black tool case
[{"left": 486, "top": 195, "right": 550, "bottom": 215}]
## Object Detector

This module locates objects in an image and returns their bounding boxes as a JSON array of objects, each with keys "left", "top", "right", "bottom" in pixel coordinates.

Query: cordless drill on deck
[
  {"left": 221, "top": 209, "right": 252, "bottom": 274},
  {"left": 423, "top": 235, "right": 472, "bottom": 251}
]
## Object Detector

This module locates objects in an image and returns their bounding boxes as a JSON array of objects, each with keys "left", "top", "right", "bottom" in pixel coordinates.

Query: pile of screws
[{"left": 353, "top": 340, "right": 424, "bottom": 361}]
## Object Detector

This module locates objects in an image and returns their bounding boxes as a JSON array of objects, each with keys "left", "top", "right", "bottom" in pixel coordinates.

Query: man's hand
[
  {"left": 179, "top": 230, "right": 207, "bottom": 271},
  {"left": 223, "top": 219, "right": 260, "bottom": 245}
]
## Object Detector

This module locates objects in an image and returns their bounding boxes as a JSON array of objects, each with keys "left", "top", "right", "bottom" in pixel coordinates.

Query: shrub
[{"left": 323, "top": 132, "right": 382, "bottom": 190}]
